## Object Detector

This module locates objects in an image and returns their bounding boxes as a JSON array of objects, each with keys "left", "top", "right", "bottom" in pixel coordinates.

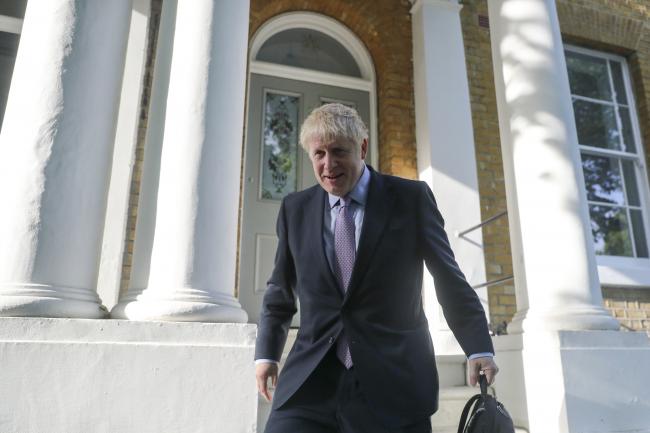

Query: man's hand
[
  {"left": 468, "top": 356, "right": 499, "bottom": 386},
  {"left": 256, "top": 362, "right": 279, "bottom": 402}
]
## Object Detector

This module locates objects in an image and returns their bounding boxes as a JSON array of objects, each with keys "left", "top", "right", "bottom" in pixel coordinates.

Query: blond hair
[{"left": 299, "top": 103, "right": 368, "bottom": 150}]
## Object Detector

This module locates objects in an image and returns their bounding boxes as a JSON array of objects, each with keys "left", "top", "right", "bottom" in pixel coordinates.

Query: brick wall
[{"left": 603, "top": 286, "right": 650, "bottom": 332}]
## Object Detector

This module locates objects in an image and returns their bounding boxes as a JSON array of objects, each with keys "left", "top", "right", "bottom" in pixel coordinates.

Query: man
[{"left": 255, "top": 103, "right": 498, "bottom": 433}]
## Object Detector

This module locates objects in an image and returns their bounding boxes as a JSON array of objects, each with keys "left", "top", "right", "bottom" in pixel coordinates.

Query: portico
[{"left": 0, "top": 0, "right": 648, "bottom": 432}]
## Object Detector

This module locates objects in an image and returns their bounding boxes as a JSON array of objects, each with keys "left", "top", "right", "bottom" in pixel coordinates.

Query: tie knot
[{"left": 339, "top": 196, "right": 352, "bottom": 208}]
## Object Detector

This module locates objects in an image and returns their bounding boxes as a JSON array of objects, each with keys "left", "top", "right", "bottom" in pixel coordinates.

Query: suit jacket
[{"left": 255, "top": 167, "right": 494, "bottom": 427}]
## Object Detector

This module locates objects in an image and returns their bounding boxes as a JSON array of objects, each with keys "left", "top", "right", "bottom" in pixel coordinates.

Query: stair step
[
  {"left": 431, "top": 386, "right": 479, "bottom": 429},
  {"left": 436, "top": 354, "right": 468, "bottom": 387}
]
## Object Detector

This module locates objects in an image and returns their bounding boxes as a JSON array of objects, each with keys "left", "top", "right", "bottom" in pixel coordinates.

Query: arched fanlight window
[{"left": 255, "top": 28, "right": 362, "bottom": 78}]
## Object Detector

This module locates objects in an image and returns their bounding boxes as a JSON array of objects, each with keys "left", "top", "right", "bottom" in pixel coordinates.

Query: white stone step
[
  {"left": 431, "top": 385, "right": 480, "bottom": 431},
  {"left": 436, "top": 354, "right": 468, "bottom": 387}
]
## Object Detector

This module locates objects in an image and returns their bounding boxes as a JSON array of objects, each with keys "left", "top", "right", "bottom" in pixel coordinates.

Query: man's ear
[{"left": 360, "top": 138, "right": 368, "bottom": 160}]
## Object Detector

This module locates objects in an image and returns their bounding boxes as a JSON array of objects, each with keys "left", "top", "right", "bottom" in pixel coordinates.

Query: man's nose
[{"left": 324, "top": 153, "right": 336, "bottom": 169}]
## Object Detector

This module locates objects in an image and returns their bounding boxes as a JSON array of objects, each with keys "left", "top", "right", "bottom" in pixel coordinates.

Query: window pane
[
  {"left": 0, "top": 0, "right": 27, "bottom": 18},
  {"left": 618, "top": 107, "right": 637, "bottom": 153},
  {"left": 0, "top": 31, "right": 20, "bottom": 128},
  {"left": 582, "top": 154, "right": 624, "bottom": 205},
  {"left": 589, "top": 205, "right": 634, "bottom": 256},
  {"left": 621, "top": 160, "right": 640, "bottom": 207},
  {"left": 261, "top": 92, "right": 299, "bottom": 200},
  {"left": 630, "top": 209, "right": 649, "bottom": 258},
  {"left": 609, "top": 61, "right": 628, "bottom": 105},
  {"left": 573, "top": 100, "right": 621, "bottom": 150},
  {"left": 565, "top": 50, "right": 612, "bottom": 101},
  {"left": 256, "top": 28, "right": 362, "bottom": 78}
]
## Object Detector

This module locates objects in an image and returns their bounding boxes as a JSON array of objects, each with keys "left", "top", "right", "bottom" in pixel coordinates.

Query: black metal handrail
[
  {"left": 454, "top": 210, "right": 513, "bottom": 289},
  {"left": 456, "top": 210, "right": 507, "bottom": 238},
  {"left": 472, "top": 275, "right": 514, "bottom": 290}
]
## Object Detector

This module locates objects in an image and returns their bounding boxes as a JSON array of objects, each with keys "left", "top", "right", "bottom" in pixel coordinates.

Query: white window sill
[{"left": 597, "top": 256, "right": 650, "bottom": 288}]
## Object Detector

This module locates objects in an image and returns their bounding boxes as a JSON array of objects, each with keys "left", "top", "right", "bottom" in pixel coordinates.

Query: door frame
[{"left": 247, "top": 11, "right": 378, "bottom": 168}]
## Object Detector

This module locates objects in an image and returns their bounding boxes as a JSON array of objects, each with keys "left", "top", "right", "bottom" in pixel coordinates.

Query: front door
[{"left": 239, "top": 73, "right": 370, "bottom": 324}]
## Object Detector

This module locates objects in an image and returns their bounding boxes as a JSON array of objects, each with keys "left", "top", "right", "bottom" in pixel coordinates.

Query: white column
[
  {"left": 112, "top": 0, "right": 249, "bottom": 322},
  {"left": 411, "top": 0, "right": 489, "bottom": 355},
  {"left": 111, "top": 0, "right": 177, "bottom": 318},
  {"left": 487, "top": 0, "right": 619, "bottom": 334},
  {"left": 0, "top": 0, "right": 133, "bottom": 318}
]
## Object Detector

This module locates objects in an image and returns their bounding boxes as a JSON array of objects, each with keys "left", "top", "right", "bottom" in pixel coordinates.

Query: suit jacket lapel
[
  {"left": 307, "top": 186, "right": 342, "bottom": 298},
  {"left": 345, "top": 169, "right": 394, "bottom": 302}
]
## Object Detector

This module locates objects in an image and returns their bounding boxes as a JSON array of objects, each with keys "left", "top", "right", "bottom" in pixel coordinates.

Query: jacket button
[{"left": 328, "top": 337, "right": 334, "bottom": 344}]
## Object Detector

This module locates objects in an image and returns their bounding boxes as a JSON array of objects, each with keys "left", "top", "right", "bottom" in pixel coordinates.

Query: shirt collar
[{"left": 328, "top": 164, "right": 370, "bottom": 209}]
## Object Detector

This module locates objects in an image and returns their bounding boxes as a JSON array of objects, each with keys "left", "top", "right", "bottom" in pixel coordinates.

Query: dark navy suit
[{"left": 255, "top": 167, "right": 493, "bottom": 430}]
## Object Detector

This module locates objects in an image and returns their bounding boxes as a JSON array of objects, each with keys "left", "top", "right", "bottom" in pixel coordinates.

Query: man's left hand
[{"left": 468, "top": 356, "right": 499, "bottom": 386}]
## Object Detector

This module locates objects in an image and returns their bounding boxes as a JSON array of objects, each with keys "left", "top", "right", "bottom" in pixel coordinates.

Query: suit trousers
[{"left": 263, "top": 348, "right": 432, "bottom": 433}]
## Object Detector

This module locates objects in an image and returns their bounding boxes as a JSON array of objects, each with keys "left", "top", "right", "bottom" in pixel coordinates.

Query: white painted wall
[
  {"left": 0, "top": 318, "right": 258, "bottom": 433},
  {"left": 494, "top": 331, "right": 650, "bottom": 433}
]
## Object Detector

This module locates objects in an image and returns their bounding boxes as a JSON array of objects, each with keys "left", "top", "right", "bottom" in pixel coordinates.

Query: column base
[
  {"left": 507, "top": 305, "right": 620, "bottom": 334},
  {"left": 111, "top": 289, "right": 248, "bottom": 323},
  {"left": 0, "top": 283, "right": 107, "bottom": 318}
]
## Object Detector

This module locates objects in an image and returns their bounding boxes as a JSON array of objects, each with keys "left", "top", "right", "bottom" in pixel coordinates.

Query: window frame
[{"left": 565, "top": 43, "right": 650, "bottom": 287}]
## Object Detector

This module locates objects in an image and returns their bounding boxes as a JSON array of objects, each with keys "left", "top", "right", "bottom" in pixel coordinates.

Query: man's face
[{"left": 307, "top": 136, "right": 368, "bottom": 197}]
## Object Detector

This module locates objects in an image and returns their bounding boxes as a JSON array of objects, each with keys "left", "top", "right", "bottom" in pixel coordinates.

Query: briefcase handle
[
  {"left": 456, "top": 375, "right": 495, "bottom": 433},
  {"left": 479, "top": 373, "right": 488, "bottom": 396}
]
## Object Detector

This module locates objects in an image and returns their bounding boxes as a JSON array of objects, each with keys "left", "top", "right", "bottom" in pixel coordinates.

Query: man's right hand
[{"left": 256, "top": 362, "right": 279, "bottom": 402}]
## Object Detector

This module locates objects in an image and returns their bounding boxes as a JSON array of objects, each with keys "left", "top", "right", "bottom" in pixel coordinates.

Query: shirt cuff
[
  {"left": 468, "top": 352, "right": 494, "bottom": 360},
  {"left": 255, "top": 359, "right": 279, "bottom": 365}
]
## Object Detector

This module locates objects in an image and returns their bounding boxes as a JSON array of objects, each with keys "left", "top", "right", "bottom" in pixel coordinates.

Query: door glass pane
[
  {"left": 621, "top": 160, "right": 640, "bottom": 206},
  {"left": 0, "top": 0, "right": 27, "bottom": 18},
  {"left": 256, "top": 28, "right": 362, "bottom": 78},
  {"left": 609, "top": 61, "right": 628, "bottom": 105},
  {"left": 573, "top": 99, "right": 621, "bottom": 150},
  {"left": 582, "top": 154, "right": 624, "bottom": 205},
  {"left": 630, "top": 209, "right": 649, "bottom": 258},
  {"left": 565, "top": 50, "right": 612, "bottom": 101},
  {"left": 589, "top": 205, "right": 633, "bottom": 256},
  {"left": 0, "top": 31, "right": 20, "bottom": 128},
  {"left": 618, "top": 107, "right": 637, "bottom": 153},
  {"left": 261, "top": 91, "right": 300, "bottom": 200}
]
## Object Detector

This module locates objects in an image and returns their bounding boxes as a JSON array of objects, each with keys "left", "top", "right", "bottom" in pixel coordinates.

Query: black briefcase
[{"left": 457, "top": 375, "right": 515, "bottom": 433}]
